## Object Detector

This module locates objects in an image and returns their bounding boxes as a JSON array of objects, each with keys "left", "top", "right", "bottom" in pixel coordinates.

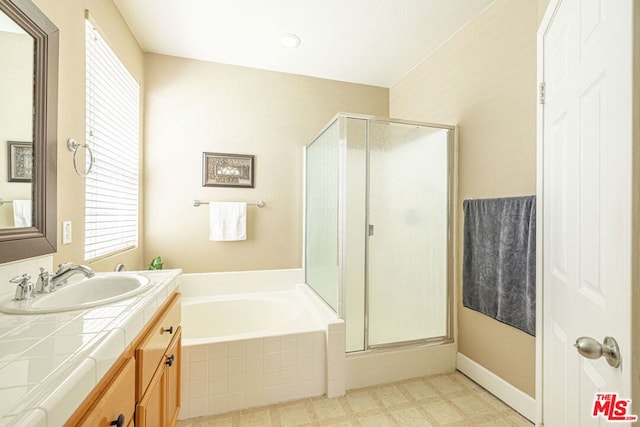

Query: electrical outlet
[{"left": 62, "top": 221, "right": 72, "bottom": 244}]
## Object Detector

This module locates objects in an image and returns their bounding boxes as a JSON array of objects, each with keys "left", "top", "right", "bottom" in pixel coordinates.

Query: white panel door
[{"left": 540, "top": 0, "right": 634, "bottom": 425}]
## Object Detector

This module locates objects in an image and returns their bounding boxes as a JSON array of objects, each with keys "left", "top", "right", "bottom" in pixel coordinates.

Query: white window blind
[{"left": 85, "top": 19, "right": 140, "bottom": 261}]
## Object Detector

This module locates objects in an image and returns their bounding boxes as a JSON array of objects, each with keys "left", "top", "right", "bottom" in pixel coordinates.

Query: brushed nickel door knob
[{"left": 574, "top": 336, "right": 621, "bottom": 368}]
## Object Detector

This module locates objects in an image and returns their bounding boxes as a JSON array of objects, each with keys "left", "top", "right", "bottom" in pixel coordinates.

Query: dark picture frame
[
  {"left": 8, "top": 141, "right": 33, "bottom": 182},
  {"left": 202, "top": 152, "right": 254, "bottom": 188}
]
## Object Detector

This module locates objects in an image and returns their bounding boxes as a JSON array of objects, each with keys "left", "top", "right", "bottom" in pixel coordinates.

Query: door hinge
[{"left": 538, "top": 81, "right": 546, "bottom": 105}]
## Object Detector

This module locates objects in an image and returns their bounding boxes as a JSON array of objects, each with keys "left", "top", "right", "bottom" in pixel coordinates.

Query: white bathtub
[
  {"left": 178, "top": 269, "right": 345, "bottom": 420},
  {"left": 182, "top": 289, "right": 330, "bottom": 346}
]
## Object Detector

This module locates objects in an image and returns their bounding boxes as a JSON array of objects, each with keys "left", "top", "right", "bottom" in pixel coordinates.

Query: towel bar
[{"left": 193, "top": 200, "right": 265, "bottom": 208}]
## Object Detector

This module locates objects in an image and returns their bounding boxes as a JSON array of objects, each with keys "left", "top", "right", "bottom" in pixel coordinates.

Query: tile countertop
[{"left": 0, "top": 269, "right": 182, "bottom": 427}]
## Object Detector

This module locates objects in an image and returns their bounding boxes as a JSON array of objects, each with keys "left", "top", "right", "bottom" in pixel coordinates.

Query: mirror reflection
[{"left": 0, "top": 9, "right": 34, "bottom": 228}]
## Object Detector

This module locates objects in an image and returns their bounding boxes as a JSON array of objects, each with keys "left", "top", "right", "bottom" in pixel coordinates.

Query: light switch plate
[{"left": 62, "top": 221, "right": 72, "bottom": 244}]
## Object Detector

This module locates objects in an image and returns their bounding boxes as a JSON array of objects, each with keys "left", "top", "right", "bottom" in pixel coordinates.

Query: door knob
[{"left": 574, "top": 336, "right": 621, "bottom": 368}]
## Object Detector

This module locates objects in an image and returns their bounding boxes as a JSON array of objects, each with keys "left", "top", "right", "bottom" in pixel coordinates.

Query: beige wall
[
  {"left": 143, "top": 54, "right": 388, "bottom": 272},
  {"left": 390, "top": 0, "right": 537, "bottom": 397},
  {"left": 31, "top": 0, "right": 145, "bottom": 272},
  {"left": 538, "top": 0, "right": 551, "bottom": 24}
]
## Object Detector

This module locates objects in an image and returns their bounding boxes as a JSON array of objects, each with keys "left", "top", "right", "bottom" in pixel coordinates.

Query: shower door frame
[
  {"left": 360, "top": 115, "right": 456, "bottom": 351},
  {"left": 304, "top": 113, "right": 457, "bottom": 352}
]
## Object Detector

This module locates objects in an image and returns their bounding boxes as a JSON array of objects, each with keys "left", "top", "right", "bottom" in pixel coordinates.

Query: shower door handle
[{"left": 368, "top": 224, "right": 374, "bottom": 236}]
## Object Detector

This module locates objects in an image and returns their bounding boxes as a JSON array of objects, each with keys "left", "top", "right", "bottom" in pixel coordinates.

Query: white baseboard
[{"left": 456, "top": 353, "right": 535, "bottom": 422}]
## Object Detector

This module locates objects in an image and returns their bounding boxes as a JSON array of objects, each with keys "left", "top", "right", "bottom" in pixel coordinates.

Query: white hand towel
[
  {"left": 209, "top": 202, "right": 247, "bottom": 241},
  {"left": 13, "top": 200, "right": 32, "bottom": 227}
]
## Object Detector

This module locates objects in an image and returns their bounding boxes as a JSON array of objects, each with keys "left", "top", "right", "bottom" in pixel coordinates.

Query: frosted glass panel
[
  {"left": 368, "top": 122, "right": 449, "bottom": 345},
  {"left": 305, "top": 120, "right": 339, "bottom": 311}
]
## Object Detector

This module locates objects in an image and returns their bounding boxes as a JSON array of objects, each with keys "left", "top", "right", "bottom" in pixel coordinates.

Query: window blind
[{"left": 85, "top": 19, "right": 140, "bottom": 261}]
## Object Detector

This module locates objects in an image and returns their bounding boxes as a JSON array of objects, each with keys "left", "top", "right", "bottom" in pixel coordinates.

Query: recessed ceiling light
[{"left": 280, "top": 33, "right": 301, "bottom": 48}]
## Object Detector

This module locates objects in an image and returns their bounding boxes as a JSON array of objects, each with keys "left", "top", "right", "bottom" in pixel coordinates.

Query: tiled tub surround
[
  {"left": 0, "top": 268, "right": 182, "bottom": 426},
  {"left": 178, "top": 269, "right": 345, "bottom": 420}
]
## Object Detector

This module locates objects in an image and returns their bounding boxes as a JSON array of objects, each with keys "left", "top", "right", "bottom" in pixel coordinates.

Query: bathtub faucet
[{"left": 51, "top": 263, "right": 95, "bottom": 287}]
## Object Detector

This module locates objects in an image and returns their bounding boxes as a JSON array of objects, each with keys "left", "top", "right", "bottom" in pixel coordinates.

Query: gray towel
[{"left": 462, "top": 196, "right": 536, "bottom": 336}]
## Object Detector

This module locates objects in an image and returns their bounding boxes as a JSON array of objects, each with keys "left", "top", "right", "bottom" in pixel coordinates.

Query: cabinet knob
[
  {"left": 162, "top": 326, "right": 174, "bottom": 334},
  {"left": 165, "top": 354, "right": 175, "bottom": 367},
  {"left": 110, "top": 414, "right": 125, "bottom": 427}
]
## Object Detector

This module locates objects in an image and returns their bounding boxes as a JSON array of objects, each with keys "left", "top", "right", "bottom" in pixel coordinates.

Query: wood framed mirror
[{"left": 0, "top": 0, "right": 58, "bottom": 263}]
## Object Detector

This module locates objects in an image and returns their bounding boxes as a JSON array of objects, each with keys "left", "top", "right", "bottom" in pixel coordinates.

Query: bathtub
[
  {"left": 182, "top": 289, "right": 330, "bottom": 345},
  {"left": 178, "top": 269, "right": 345, "bottom": 420}
]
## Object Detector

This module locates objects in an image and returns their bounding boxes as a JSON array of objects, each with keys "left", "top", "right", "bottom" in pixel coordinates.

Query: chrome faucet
[
  {"left": 11, "top": 274, "right": 33, "bottom": 301},
  {"left": 35, "top": 267, "right": 54, "bottom": 294},
  {"left": 50, "top": 263, "right": 95, "bottom": 287}
]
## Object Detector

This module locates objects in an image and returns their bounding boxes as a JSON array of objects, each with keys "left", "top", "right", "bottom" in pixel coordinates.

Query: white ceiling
[{"left": 114, "top": 0, "right": 495, "bottom": 88}]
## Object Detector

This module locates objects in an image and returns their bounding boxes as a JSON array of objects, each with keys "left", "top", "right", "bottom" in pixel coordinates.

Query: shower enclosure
[{"left": 305, "top": 114, "right": 455, "bottom": 352}]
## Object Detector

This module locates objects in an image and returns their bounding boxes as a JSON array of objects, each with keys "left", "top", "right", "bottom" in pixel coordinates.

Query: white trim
[
  {"left": 535, "top": 1, "right": 561, "bottom": 425},
  {"left": 302, "top": 147, "right": 307, "bottom": 272},
  {"left": 456, "top": 353, "right": 536, "bottom": 423},
  {"left": 451, "top": 126, "right": 460, "bottom": 345}
]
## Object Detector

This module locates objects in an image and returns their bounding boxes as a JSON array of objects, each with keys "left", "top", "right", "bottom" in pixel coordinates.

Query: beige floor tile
[
  {"left": 450, "top": 394, "right": 495, "bottom": 417},
  {"left": 450, "top": 372, "right": 483, "bottom": 391},
  {"left": 321, "top": 422, "right": 356, "bottom": 427},
  {"left": 188, "top": 415, "right": 233, "bottom": 426},
  {"left": 237, "top": 408, "right": 274, "bottom": 426},
  {"left": 311, "top": 398, "right": 347, "bottom": 420},
  {"left": 388, "top": 407, "right": 433, "bottom": 426},
  {"left": 355, "top": 413, "right": 393, "bottom": 427},
  {"left": 177, "top": 371, "right": 534, "bottom": 427},
  {"left": 400, "top": 379, "right": 439, "bottom": 402},
  {"left": 277, "top": 402, "right": 314, "bottom": 426},
  {"left": 475, "top": 421, "right": 509, "bottom": 427},
  {"left": 421, "top": 400, "right": 466, "bottom": 424},
  {"left": 477, "top": 416, "right": 534, "bottom": 427},
  {"left": 343, "top": 390, "right": 381, "bottom": 414},
  {"left": 426, "top": 374, "right": 465, "bottom": 394},
  {"left": 370, "top": 385, "right": 409, "bottom": 408},
  {"left": 506, "top": 414, "right": 536, "bottom": 426},
  {"left": 478, "top": 390, "right": 511, "bottom": 411}
]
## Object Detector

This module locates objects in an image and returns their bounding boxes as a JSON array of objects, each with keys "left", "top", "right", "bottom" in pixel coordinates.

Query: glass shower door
[
  {"left": 305, "top": 120, "right": 340, "bottom": 311},
  {"left": 367, "top": 122, "right": 450, "bottom": 346}
]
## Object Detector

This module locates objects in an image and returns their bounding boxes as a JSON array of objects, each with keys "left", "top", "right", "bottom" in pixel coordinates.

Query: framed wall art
[
  {"left": 202, "top": 152, "right": 254, "bottom": 188},
  {"left": 8, "top": 141, "right": 33, "bottom": 182}
]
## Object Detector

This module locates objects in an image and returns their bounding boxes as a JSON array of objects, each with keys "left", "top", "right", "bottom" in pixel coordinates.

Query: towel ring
[{"left": 67, "top": 138, "right": 94, "bottom": 177}]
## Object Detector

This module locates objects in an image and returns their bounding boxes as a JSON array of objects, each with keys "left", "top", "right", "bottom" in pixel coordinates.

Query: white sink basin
[{"left": 0, "top": 273, "right": 152, "bottom": 314}]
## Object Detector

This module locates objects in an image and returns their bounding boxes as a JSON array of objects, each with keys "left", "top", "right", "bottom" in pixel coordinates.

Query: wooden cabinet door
[
  {"left": 136, "top": 293, "right": 181, "bottom": 400},
  {"left": 165, "top": 328, "right": 182, "bottom": 426},
  {"left": 136, "top": 359, "right": 166, "bottom": 427},
  {"left": 137, "top": 329, "right": 182, "bottom": 427},
  {"left": 77, "top": 357, "right": 135, "bottom": 427}
]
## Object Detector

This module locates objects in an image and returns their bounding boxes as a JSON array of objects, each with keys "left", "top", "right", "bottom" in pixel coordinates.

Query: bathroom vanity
[
  {"left": 0, "top": 269, "right": 181, "bottom": 426},
  {"left": 67, "top": 291, "right": 181, "bottom": 426}
]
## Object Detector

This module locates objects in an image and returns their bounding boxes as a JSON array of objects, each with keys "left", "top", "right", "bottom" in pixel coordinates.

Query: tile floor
[{"left": 176, "top": 371, "right": 533, "bottom": 426}]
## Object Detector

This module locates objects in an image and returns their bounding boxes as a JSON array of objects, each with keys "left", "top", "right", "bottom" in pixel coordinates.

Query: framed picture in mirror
[{"left": 8, "top": 141, "right": 32, "bottom": 182}]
